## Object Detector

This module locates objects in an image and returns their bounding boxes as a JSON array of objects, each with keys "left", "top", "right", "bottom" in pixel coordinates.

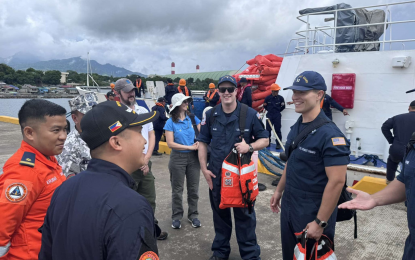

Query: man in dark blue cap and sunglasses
[
  {"left": 197, "top": 75, "right": 269, "bottom": 260},
  {"left": 269, "top": 71, "right": 351, "bottom": 260},
  {"left": 39, "top": 101, "right": 161, "bottom": 260}
]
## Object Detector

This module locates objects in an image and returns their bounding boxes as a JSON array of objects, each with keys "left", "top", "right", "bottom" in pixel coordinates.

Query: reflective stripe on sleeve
[{"left": 0, "top": 242, "right": 11, "bottom": 257}]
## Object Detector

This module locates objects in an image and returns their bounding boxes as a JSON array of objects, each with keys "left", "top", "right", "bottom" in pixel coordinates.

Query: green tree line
[{"left": 0, "top": 63, "right": 218, "bottom": 91}]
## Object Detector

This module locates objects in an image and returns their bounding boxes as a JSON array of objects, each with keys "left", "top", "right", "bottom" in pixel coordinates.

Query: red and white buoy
[
  {"left": 196, "top": 64, "right": 200, "bottom": 73},
  {"left": 171, "top": 62, "right": 175, "bottom": 75}
]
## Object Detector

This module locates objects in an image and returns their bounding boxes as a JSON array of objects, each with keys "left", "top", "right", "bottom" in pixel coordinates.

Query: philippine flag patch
[
  {"left": 331, "top": 137, "right": 346, "bottom": 146},
  {"left": 109, "top": 121, "right": 123, "bottom": 132}
]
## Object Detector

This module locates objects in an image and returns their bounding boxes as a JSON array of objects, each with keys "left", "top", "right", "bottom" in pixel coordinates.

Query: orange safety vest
[
  {"left": 219, "top": 149, "right": 258, "bottom": 212},
  {"left": 178, "top": 86, "right": 190, "bottom": 96}
]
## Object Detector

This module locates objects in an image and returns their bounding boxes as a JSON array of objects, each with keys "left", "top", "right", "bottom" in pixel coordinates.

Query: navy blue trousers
[
  {"left": 154, "top": 129, "right": 163, "bottom": 152},
  {"left": 280, "top": 185, "right": 337, "bottom": 260},
  {"left": 266, "top": 116, "right": 282, "bottom": 146},
  {"left": 403, "top": 233, "right": 415, "bottom": 259},
  {"left": 209, "top": 186, "right": 261, "bottom": 260}
]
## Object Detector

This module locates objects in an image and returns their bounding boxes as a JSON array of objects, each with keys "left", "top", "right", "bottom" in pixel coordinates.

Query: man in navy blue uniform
[
  {"left": 197, "top": 75, "right": 269, "bottom": 260},
  {"left": 39, "top": 101, "right": 160, "bottom": 260},
  {"left": 164, "top": 78, "right": 178, "bottom": 110},
  {"left": 263, "top": 83, "right": 285, "bottom": 149},
  {"left": 151, "top": 97, "right": 168, "bottom": 156},
  {"left": 339, "top": 132, "right": 415, "bottom": 260},
  {"left": 321, "top": 94, "right": 349, "bottom": 120},
  {"left": 381, "top": 101, "right": 415, "bottom": 182},
  {"left": 237, "top": 77, "right": 252, "bottom": 107},
  {"left": 270, "top": 71, "right": 350, "bottom": 260}
]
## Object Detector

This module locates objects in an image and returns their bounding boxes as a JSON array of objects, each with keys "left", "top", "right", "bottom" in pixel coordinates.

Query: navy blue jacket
[
  {"left": 264, "top": 94, "right": 285, "bottom": 119},
  {"left": 240, "top": 87, "right": 252, "bottom": 107},
  {"left": 397, "top": 142, "right": 415, "bottom": 259},
  {"left": 197, "top": 102, "right": 268, "bottom": 176},
  {"left": 39, "top": 159, "right": 157, "bottom": 260},
  {"left": 285, "top": 111, "right": 350, "bottom": 194},
  {"left": 164, "top": 84, "right": 178, "bottom": 104},
  {"left": 151, "top": 104, "right": 168, "bottom": 131},
  {"left": 382, "top": 111, "right": 415, "bottom": 159},
  {"left": 322, "top": 94, "right": 344, "bottom": 119},
  {"left": 203, "top": 90, "right": 220, "bottom": 107}
]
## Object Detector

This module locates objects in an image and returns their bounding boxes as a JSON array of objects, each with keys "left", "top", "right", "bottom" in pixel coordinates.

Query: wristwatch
[
  {"left": 314, "top": 218, "right": 328, "bottom": 229},
  {"left": 248, "top": 144, "right": 254, "bottom": 153}
]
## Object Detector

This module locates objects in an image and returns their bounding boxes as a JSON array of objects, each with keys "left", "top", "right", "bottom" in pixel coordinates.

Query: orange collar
[
  {"left": 156, "top": 102, "right": 164, "bottom": 107},
  {"left": 20, "top": 140, "right": 60, "bottom": 169}
]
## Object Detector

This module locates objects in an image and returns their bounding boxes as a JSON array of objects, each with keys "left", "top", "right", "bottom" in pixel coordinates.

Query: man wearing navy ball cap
[
  {"left": 39, "top": 101, "right": 161, "bottom": 260},
  {"left": 270, "top": 71, "right": 351, "bottom": 260}
]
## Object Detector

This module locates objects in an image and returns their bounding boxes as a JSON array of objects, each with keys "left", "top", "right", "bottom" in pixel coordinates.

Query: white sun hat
[{"left": 170, "top": 93, "right": 192, "bottom": 114}]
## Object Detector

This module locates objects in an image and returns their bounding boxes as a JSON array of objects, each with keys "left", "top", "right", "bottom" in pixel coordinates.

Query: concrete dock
[{"left": 0, "top": 121, "right": 409, "bottom": 259}]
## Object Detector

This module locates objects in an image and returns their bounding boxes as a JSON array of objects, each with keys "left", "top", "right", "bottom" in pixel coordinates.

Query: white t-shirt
[{"left": 133, "top": 104, "right": 154, "bottom": 154}]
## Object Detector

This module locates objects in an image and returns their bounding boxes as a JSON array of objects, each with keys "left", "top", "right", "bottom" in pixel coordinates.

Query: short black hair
[
  {"left": 167, "top": 78, "right": 173, "bottom": 83},
  {"left": 410, "top": 100, "right": 415, "bottom": 107},
  {"left": 18, "top": 99, "right": 66, "bottom": 131}
]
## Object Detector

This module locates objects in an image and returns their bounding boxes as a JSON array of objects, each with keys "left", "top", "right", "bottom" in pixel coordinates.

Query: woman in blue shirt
[{"left": 164, "top": 93, "right": 201, "bottom": 229}]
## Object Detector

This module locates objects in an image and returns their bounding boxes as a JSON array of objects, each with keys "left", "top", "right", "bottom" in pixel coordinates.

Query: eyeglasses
[
  {"left": 219, "top": 87, "right": 236, "bottom": 93},
  {"left": 182, "top": 100, "right": 189, "bottom": 104}
]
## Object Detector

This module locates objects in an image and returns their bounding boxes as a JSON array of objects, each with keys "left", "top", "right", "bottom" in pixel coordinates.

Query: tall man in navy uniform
[
  {"left": 381, "top": 100, "right": 415, "bottom": 183},
  {"left": 270, "top": 71, "right": 351, "bottom": 260},
  {"left": 263, "top": 83, "right": 285, "bottom": 149},
  {"left": 339, "top": 131, "right": 415, "bottom": 260},
  {"left": 39, "top": 101, "right": 160, "bottom": 260},
  {"left": 197, "top": 75, "right": 269, "bottom": 260}
]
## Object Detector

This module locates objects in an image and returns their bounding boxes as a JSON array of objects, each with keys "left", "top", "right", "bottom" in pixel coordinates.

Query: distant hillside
[{"left": 0, "top": 53, "right": 145, "bottom": 77}]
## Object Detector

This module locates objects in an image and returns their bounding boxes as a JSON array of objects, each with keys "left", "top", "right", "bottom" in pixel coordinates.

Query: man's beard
[{"left": 120, "top": 94, "right": 135, "bottom": 106}]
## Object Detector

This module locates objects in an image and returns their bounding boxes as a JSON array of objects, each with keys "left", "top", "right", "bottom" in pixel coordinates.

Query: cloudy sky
[{"left": 0, "top": 0, "right": 413, "bottom": 75}]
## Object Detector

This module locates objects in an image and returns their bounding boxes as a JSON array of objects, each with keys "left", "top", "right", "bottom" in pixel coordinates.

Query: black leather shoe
[
  {"left": 152, "top": 151, "right": 162, "bottom": 156},
  {"left": 272, "top": 178, "right": 280, "bottom": 186},
  {"left": 157, "top": 231, "right": 168, "bottom": 240},
  {"left": 258, "top": 183, "right": 267, "bottom": 191}
]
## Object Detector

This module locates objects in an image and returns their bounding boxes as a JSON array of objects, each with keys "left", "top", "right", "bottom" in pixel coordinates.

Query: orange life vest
[
  {"left": 136, "top": 79, "right": 142, "bottom": 89},
  {"left": 219, "top": 149, "right": 258, "bottom": 212},
  {"left": 208, "top": 89, "right": 217, "bottom": 99},
  {"left": 178, "top": 86, "right": 190, "bottom": 96}
]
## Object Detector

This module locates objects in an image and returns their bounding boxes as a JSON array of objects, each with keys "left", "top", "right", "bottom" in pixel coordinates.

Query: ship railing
[{"left": 284, "top": 1, "right": 415, "bottom": 56}]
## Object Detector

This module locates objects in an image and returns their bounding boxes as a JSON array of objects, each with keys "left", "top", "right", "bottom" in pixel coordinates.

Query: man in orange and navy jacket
[
  {"left": 151, "top": 97, "right": 168, "bottom": 156},
  {"left": 203, "top": 83, "right": 220, "bottom": 108},
  {"left": 0, "top": 99, "right": 67, "bottom": 259},
  {"left": 177, "top": 79, "right": 194, "bottom": 111}
]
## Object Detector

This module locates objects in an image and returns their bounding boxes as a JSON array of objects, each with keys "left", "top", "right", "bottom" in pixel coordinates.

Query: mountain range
[{"left": 0, "top": 52, "right": 146, "bottom": 77}]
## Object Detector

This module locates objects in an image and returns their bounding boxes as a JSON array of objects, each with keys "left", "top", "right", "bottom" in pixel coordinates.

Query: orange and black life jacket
[
  {"left": 178, "top": 86, "right": 190, "bottom": 96},
  {"left": 218, "top": 104, "right": 258, "bottom": 213}
]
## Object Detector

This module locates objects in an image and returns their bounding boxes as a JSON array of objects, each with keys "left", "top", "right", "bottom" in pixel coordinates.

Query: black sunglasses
[{"left": 218, "top": 87, "right": 236, "bottom": 93}]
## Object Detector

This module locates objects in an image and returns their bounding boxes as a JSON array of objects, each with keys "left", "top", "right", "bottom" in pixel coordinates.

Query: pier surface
[{"left": 0, "top": 121, "right": 408, "bottom": 259}]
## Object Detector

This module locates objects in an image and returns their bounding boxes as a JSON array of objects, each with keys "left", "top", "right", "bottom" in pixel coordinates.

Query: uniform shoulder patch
[
  {"left": 20, "top": 152, "right": 35, "bottom": 167},
  {"left": 139, "top": 251, "right": 159, "bottom": 260},
  {"left": 0, "top": 179, "right": 33, "bottom": 205},
  {"left": 331, "top": 137, "right": 346, "bottom": 146},
  {"left": 256, "top": 112, "right": 261, "bottom": 119}
]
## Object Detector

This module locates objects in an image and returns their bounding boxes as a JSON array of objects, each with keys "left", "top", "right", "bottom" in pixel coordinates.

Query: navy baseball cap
[
  {"left": 239, "top": 78, "right": 248, "bottom": 83},
  {"left": 218, "top": 75, "right": 237, "bottom": 88},
  {"left": 283, "top": 71, "right": 327, "bottom": 91},
  {"left": 80, "top": 101, "right": 159, "bottom": 150}
]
